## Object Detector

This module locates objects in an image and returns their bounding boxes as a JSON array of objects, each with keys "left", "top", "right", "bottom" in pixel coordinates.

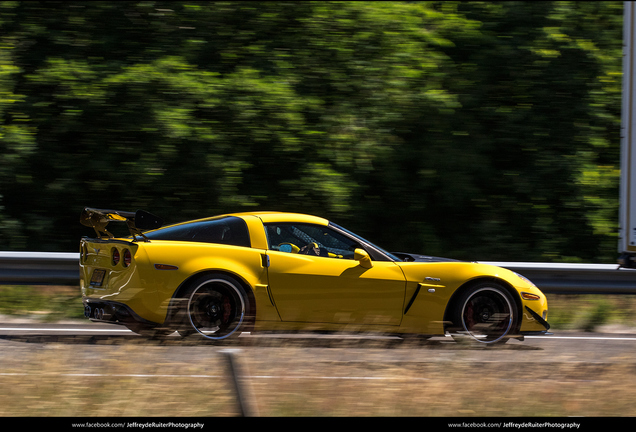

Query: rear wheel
[
  {"left": 180, "top": 274, "right": 250, "bottom": 340},
  {"left": 450, "top": 282, "right": 518, "bottom": 344}
]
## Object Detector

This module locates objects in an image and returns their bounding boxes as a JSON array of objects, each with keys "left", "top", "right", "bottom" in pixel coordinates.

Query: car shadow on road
[{"left": 0, "top": 332, "right": 543, "bottom": 350}]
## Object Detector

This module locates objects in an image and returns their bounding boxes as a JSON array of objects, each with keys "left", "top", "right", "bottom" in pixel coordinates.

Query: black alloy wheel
[
  {"left": 184, "top": 274, "right": 250, "bottom": 340},
  {"left": 451, "top": 282, "right": 517, "bottom": 344}
]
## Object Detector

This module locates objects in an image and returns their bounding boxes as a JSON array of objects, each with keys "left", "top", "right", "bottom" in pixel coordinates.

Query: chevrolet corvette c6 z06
[{"left": 79, "top": 208, "right": 550, "bottom": 343}]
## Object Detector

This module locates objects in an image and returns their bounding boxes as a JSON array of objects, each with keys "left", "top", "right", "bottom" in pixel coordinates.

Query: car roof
[{"left": 229, "top": 211, "right": 330, "bottom": 226}]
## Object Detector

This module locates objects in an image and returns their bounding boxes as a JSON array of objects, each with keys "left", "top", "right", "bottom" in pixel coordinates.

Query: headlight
[{"left": 514, "top": 272, "right": 537, "bottom": 288}]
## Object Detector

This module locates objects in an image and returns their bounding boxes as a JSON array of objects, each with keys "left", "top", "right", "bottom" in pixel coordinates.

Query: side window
[
  {"left": 265, "top": 223, "right": 361, "bottom": 259},
  {"left": 144, "top": 216, "right": 250, "bottom": 247}
]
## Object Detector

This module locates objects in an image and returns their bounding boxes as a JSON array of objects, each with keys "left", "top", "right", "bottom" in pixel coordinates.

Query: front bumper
[{"left": 524, "top": 305, "right": 551, "bottom": 330}]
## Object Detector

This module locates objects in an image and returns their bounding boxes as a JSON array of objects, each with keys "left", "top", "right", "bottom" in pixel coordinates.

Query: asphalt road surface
[
  {"left": 2, "top": 320, "right": 636, "bottom": 419},
  {"left": 1, "top": 321, "right": 635, "bottom": 363}
]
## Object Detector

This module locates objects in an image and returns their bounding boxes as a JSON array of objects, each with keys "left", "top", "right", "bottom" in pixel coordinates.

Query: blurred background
[
  {"left": 0, "top": 1, "right": 624, "bottom": 263},
  {"left": 1, "top": 3, "right": 635, "bottom": 419}
]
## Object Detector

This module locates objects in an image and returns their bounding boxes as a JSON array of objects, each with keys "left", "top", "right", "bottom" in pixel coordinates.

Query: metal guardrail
[
  {"left": 0, "top": 251, "right": 80, "bottom": 286},
  {"left": 1, "top": 251, "right": 636, "bottom": 294},
  {"left": 482, "top": 261, "right": 636, "bottom": 295}
]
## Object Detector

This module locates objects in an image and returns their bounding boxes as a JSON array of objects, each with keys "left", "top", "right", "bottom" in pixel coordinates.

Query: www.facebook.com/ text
[
  {"left": 448, "top": 422, "right": 581, "bottom": 429},
  {"left": 71, "top": 422, "right": 205, "bottom": 429}
]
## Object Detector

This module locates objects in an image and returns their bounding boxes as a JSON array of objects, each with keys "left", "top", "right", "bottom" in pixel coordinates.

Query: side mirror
[{"left": 354, "top": 248, "right": 373, "bottom": 268}]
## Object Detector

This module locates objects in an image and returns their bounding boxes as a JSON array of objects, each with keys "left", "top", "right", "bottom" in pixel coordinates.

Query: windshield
[{"left": 329, "top": 222, "right": 401, "bottom": 262}]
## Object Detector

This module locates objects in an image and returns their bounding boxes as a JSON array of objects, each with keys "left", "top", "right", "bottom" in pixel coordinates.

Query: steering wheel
[{"left": 299, "top": 242, "right": 328, "bottom": 257}]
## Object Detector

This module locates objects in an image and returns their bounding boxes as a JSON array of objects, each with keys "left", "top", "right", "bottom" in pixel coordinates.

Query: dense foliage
[{"left": 0, "top": 1, "right": 624, "bottom": 262}]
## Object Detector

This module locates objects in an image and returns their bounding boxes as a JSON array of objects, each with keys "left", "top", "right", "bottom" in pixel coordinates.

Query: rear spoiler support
[{"left": 80, "top": 208, "right": 164, "bottom": 242}]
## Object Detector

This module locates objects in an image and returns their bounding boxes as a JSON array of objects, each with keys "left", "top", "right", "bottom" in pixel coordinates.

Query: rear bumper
[{"left": 83, "top": 299, "right": 158, "bottom": 327}]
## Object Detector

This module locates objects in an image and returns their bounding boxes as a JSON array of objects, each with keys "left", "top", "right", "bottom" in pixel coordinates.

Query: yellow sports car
[{"left": 79, "top": 208, "right": 550, "bottom": 344}]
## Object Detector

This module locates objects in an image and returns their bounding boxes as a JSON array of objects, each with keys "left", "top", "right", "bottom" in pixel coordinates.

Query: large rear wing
[{"left": 80, "top": 208, "right": 164, "bottom": 241}]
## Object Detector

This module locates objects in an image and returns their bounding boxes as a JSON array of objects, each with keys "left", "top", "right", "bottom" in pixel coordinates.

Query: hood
[{"left": 391, "top": 252, "right": 463, "bottom": 263}]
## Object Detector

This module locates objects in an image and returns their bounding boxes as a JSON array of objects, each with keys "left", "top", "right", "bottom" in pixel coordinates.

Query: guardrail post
[{"left": 220, "top": 349, "right": 259, "bottom": 417}]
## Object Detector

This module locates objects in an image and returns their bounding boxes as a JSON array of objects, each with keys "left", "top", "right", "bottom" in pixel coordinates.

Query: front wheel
[
  {"left": 450, "top": 282, "right": 518, "bottom": 344},
  {"left": 180, "top": 274, "right": 251, "bottom": 341}
]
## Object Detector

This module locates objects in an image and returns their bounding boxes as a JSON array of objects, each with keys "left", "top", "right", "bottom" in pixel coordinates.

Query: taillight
[
  {"left": 112, "top": 248, "right": 120, "bottom": 266},
  {"left": 123, "top": 249, "right": 132, "bottom": 267}
]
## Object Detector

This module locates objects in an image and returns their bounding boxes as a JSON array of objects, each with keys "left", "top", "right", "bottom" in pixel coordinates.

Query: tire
[
  {"left": 450, "top": 282, "right": 518, "bottom": 344},
  {"left": 179, "top": 274, "right": 251, "bottom": 341}
]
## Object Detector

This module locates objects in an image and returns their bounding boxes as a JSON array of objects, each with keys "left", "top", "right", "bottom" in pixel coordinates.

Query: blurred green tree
[{"left": 0, "top": 1, "right": 624, "bottom": 263}]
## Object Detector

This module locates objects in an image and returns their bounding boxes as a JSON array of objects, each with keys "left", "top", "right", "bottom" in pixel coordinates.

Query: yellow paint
[{"left": 80, "top": 211, "right": 549, "bottom": 337}]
